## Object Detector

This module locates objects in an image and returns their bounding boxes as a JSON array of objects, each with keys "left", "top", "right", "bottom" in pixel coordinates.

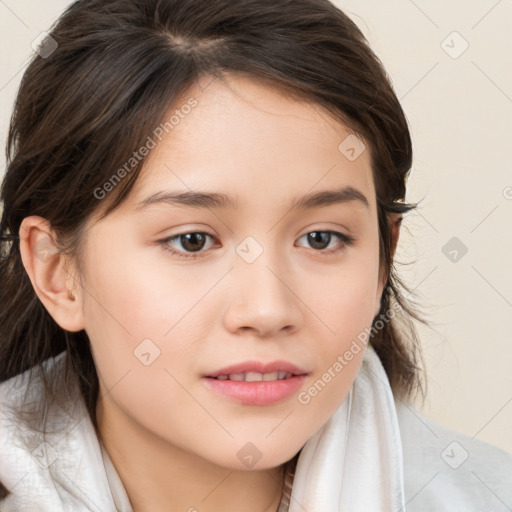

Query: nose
[{"left": 222, "top": 249, "right": 304, "bottom": 338}]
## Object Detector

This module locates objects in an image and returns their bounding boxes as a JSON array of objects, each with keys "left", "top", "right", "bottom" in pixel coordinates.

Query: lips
[
  {"left": 202, "top": 360, "right": 309, "bottom": 405},
  {"left": 202, "top": 374, "right": 308, "bottom": 405}
]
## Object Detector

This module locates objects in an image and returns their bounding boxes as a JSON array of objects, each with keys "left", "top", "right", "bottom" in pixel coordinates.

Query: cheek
[
  {"left": 302, "top": 246, "right": 380, "bottom": 396},
  {"left": 311, "top": 244, "right": 380, "bottom": 336},
  {"left": 80, "top": 238, "right": 221, "bottom": 387}
]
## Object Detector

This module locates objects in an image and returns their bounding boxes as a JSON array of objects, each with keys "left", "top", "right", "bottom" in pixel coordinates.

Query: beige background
[{"left": 0, "top": 1, "right": 511, "bottom": 454}]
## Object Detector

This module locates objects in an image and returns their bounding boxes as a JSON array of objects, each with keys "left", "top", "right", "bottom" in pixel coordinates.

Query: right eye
[{"left": 159, "top": 231, "right": 217, "bottom": 259}]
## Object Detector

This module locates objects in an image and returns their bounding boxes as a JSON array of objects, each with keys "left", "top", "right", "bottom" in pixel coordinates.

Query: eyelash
[{"left": 158, "top": 230, "right": 355, "bottom": 259}]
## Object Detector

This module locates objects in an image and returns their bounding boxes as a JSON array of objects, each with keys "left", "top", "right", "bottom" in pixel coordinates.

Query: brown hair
[{"left": 0, "top": 0, "right": 427, "bottom": 498}]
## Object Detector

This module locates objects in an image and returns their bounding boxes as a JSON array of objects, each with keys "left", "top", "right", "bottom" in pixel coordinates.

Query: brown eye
[
  {"left": 177, "top": 233, "right": 208, "bottom": 252},
  {"left": 160, "top": 232, "right": 216, "bottom": 258},
  {"left": 307, "top": 231, "right": 332, "bottom": 250},
  {"left": 296, "top": 230, "right": 355, "bottom": 254}
]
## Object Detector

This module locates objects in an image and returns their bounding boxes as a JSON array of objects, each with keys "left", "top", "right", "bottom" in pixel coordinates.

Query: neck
[{"left": 96, "top": 397, "right": 286, "bottom": 512}]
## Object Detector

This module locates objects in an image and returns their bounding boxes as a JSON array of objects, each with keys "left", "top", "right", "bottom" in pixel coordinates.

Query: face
[{"left": 69, "top": 74, "right": 384, "bottom": 469}]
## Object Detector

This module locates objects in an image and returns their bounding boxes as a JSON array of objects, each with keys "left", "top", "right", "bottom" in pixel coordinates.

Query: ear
[
  {"left": 19, "top": 216, "right": 85, "bottom": 332},
  {"left": 374, "top": 213, "right": 402, "bottom": 317},
  {"left": 390, "top": 213, "right": 402, "bottom": 260}
]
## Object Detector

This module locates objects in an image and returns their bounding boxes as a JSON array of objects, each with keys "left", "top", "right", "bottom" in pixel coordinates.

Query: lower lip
[{"left": 201, "top": 375, "right": 308, "bottom": 405}]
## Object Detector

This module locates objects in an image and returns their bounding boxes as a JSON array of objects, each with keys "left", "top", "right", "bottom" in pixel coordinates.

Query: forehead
[{"left": 123, "top": 73, "right": 375, "bottom": 214}]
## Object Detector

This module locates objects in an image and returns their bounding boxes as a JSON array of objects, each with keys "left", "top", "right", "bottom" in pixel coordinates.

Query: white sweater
[{"left": 1, "top": 347, "right": 510, "bottom": 511}]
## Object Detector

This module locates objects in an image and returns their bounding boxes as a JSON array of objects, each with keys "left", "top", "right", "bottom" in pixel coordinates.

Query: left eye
[
  {"left": 159, "top": 230, "right": 354, "bottom": 259},
  {"left": 296, "top": 230, "right": 353, "bottom": 253}
]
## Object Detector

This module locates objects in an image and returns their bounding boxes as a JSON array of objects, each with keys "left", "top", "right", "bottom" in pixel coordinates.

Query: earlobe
[{"left": 18, "top": 216, "right": 85, "bottom": 332}]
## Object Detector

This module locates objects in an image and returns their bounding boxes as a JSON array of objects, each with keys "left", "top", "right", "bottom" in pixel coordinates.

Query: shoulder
[
  {"left": 0, "top": 352, "right": 118, "bottom": 510},
  {"left": 0, "top": 352, "right": 69, "bottom": 505},
  {"left": 395, "top": 397, "right": 512, "bottom": 512},
  {"left": 0, "top": 351, "right": 67, "bottom": 405}
]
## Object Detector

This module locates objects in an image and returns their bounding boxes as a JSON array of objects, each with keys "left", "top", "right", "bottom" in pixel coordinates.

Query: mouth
[
  {"left": 201, "top": 361, "right": 309, "bottom": 405},
  {"left": 201, "top": 375, "right": 308, "bottom": 405}
]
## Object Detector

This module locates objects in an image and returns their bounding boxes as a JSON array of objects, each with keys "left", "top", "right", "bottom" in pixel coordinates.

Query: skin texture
[{"left": 19, "top": 74, "right": 400, "bottom": 512}]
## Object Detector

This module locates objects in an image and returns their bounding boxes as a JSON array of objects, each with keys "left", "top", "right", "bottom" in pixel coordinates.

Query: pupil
[
  {"left": 182, "top": 233, "right": 205, "bottom": 252},
  {"left": 308, "top": 231, "right": 329, "bottom": 250}
]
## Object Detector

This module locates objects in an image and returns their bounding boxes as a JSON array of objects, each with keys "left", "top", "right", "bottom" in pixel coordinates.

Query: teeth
[
  {"left": 245, "top": 371, "right": 263, "bottom": 382},
  {"left": 214, "top": 371, "right": 293, "bottom": 381}
]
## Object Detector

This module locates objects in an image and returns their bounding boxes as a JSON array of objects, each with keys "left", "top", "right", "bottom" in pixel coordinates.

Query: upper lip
[{"left": 204, "top": 360, "right": 309, "bottom": 378}]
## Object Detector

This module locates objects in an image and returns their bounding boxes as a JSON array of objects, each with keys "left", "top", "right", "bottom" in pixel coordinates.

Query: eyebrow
[{"left": 135, "top": 185, "right": 370, "bottom": 212}]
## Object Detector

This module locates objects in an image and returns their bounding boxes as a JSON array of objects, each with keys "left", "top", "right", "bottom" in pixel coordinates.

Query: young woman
[{"left": 0, "top": 1, "right": 510, "bottom": 511}]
